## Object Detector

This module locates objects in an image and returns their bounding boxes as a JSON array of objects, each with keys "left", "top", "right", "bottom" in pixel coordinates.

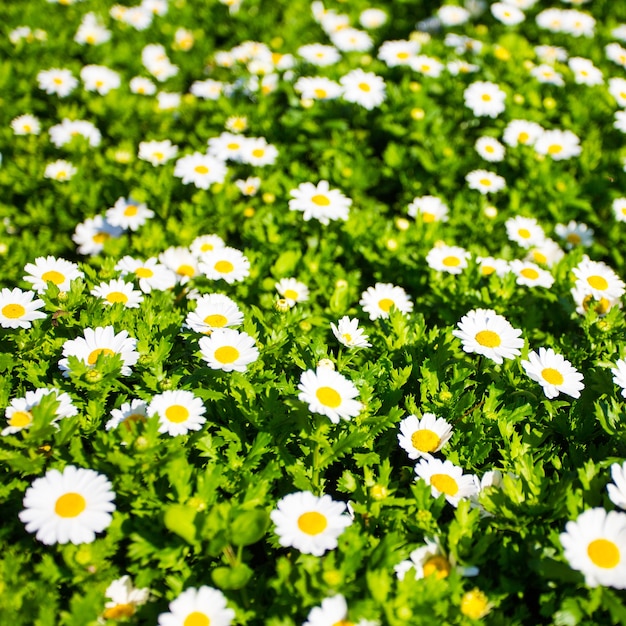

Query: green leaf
[{"left": 229, "top": 508, "right": 269, "bottom": 546}]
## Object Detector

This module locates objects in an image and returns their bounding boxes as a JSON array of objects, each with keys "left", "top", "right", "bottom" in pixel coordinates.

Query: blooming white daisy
[
  {"left": 570, "top": 284, "right": 619, "bottom": 318},
  {"left": 415, "top": 458, "right": 479, "bottom": 507},
  {"left": 526, "top": 239, "right": 564, "bottom": 267},
  {"left": 477, "top": 256, "right": 510, "bottom": 277},
  {"left": 509, "top": 260, "right": 555, "bottom": 288},
  {"left": 190, "top": 234, "right": 226, "bottom": 257},
  {"left": 360, "top": 8, "right": 387, "bottom": 29},
  {"left": 503, "top": 119, "right": 544, "bottom": 147},
  {"left": 185, "top": 294, "right": 244, "bottom": 334},
  {"left": 340, "top": 69, "right": 386, "bottom": 110},
  {"left": 174, "top": 153, "right": 227, "bottom": 189},
  {"left": 463, "top": 81, "right": 506, "bottom": 118},
  {"left": 377, "top": 40, "right": 420, "bottom": 67},
  {"left": 190, "top": 78, "right": 224, "bottom": 99},
  {"left": 437, "top": 5, "right": 470, "bottom": 26},
  {"left": 407, "top": 196, "right": 449, "bottom": 222},
  {"left": 23, "top": 256, "right": 83, "bottom": 293},
  {"left": 270, "top": 491, "right": 352, "bottom": 556},
  {"left": 530, "top": 64, "right": 565, "bottom": 86},
  {"left": 614, "top": 111, "right": 626, "bottom": 133},
  {"left": 398, "top": 413, "right": 453, "bottom": 460},
  {"left": 105, "top": 399, "right": 148, "bottom": 431},
  {"left": 426, "top": 244, "right": 470, "bottom": 275},
  {"left": 535, "top": 44, "right": 568, "bottom": 64},
  {"left": 562, "top": 10, "right": 595, "bottom": 37},
  {"left": 607, "top": 43, "right": 626, "bottom": 68},
  {"left": 148, "top": 389, "right": 207, "bottom": 437},
  {"left": 159, "top": 247, "right": 200, "bottom": 284},
  {"left": 608, "top": 78, "right": 626, "bottom": 108},
  {"left": 10, "top": 113, "right": 41, "bottom": 136},
  {"left": 521, "top": 347, "right": 584, "bottom": 399},
  {"left": 330, "top": 316, "right": 371, "bottom": 349},
  {"left": 239, "top": 137, "right": 278, "bottom": 166},
  {"left": 198, "top": 328, "right": 259, "bottom": 373},
  {"left": 303, "top": 594, "right": 368, "bottom": 626},
  {"left": 101, "top": 575, "right": 150, "bottom": 621},
  {"left": 2, "top": 388, "right": 78, "bottom": 436},
  {"left": 475, "top": 136, "right": 506, "bottom": 162},
  {"left": 115, "top": 256, "right": 176, "bottom": 293},
  {"left": 59, "top": 326, "right": 139, "bottom": 377},
  {"left": 572, "top": 258, "right": 626, "bottom": 301},
  {"left": 298, "top": 43, "right": 341, "bottom": 67},
  {"left": 91, "top": 279, "right": 144, "bottom": 308},
  {"left": 534, "top": 129, "right": 581, "bottom": 160},
  {"left": 207, "top": 132, "right": 247, "bottom": 162},
  {"left": 106, "top": 198, "right": 154, "bottom": 231},
  {"left": 555, "top": 220, "right": 594, "bottom": 248},
  {"left": 235, "top": 176, "right": 261, "bottom": 196},
  {"left": 130, "top": 76, "right": 157, "bottom": 95},
  {"left": 452, "top": 308, "right": 524, "bottom": 364},
  {"left": 156, "top": 91, "right": 181, "bottom": 111},
  {"left": 409, "top": 55, "right": 444, "bottom": 78},
  {"left": 19, "top": 465, "right": 115, "bottom": 545},
  {"left": 611, "top": 359, "right": 626, "bottom": 398},
  {"left": 44, "top": 159, "right": 77, "bottom": 182},
  {"left": 138, "top": 139, "right": 179, "bottom": 166},
  {"left": 198, "top": 247, "right": 250, "bottom": 284},
  {"left": 80, "top": 64, "right": 120, "bottom": 95},
  {"left": 560, "top": 508, "right": 626, "bottom": 589},
  {"left": 294, "top": 76, "right": 343, "bottom": 101},
  {"left": 360, "top": 283, "right": 413, "bottom": 320},
  {"left": 289, "top": 180, "right": 352, "bottom": 225},
  {"left": 607, "top": 462, "right": 626, "bottom": 510},
  {"left": 37, "top": 68, "right": 78, "bottom": 97},
  {"left": 465, "top": 170, "right": 506, "bottom": 194},
  {"left": 505, "top": 216, "right": 546, "bottom": 249},
  {"left": 298, "top": 367, "right": 362, "bottom": 423},
  {"left": 157, "top": 586, "right": 235, "bottom": 626},
  {"left": 0, "top": 288, "right": 46, "bottom": 329},
  {"left": 49, "top": 118, "right": 101, "bottom": 148},
  {"left": 491, "top": 2, "right": 525, "bottom": 25},
  {"left": 330, "top": 27, "right": 373, "bottom": 53},
  {"left": 225, "top": 116, "right": 248, "bottom": 133},
  {"left": 569, "top": 57, "right": 603, "bottom": 85},
  {"left": 72, "top": 215, "right": 124, "bottom": 256},
  {"left": 275, "top": 278, "right": 309, "bottom": 305}
]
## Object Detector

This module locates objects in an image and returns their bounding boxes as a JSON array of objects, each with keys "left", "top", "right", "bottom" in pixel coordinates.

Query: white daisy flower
[
  {"left": 534, "top": 129, "right": 581, "bottom": 160},
  {"left": 570, "top": 284, "right": 619, "bottom": 317},
  {"left": 148, "top": 389, "right": 207, "bottom": 437},
  {"left": 409, "top": 55, "right": 444, "bottom": 78},
  {"left": 105, "top": 399, "right": 148, "bottom": 431},
  {"left": 509, "top": 260, "right": 555, "bottom": 288},
  {"left": 19, "top": 465, "right": 115, "bottom": 545},
  {"left": 569, "top": 57, "right": 603, "bottom": 85},
  {"left": 105, "top": 198, "right": 154, "bottom": 231},
  {"left": 340, "top": 69, "right": 386, "bottom": 110},
  {"left": 465, "top": 170, "right": 506, "bottom": 194},
  {"left": 560, "top": 508, "right": 626, "bottom": 589},
  {"left": 526, "top": 239, "right": 564, "bottom": 267},
  {"left": 572, "top": 258, "right": 625, "bottom": 301},
  {"left": 80, "top": 65, "right": 121, "bottom": 95},
  {"left": 157, "top": 586, "right": 235, "bottom": 626},
  {"left": 398, "top": 413, "right": 453, "bottom": 460},
  {"left": 59, "top": 326, "right": 139, "bottom": 377},
  {"left": 535, "top": 44, "right": 568, "bottom": 64},
  {"left": 298, "top": 367, "right": 362, "bottom": 423},
  {"left": 611, "top": 359, "right": 626, "bottom": 398},
  {"left": 174, "top": 152, "right": 227, "bottom": 189},
  {"left": 115, "top": 256, "right": 177, "bottom": 293},
  {"left": 49, "top": 118, "right": 101, "bottom": 148},
  {"left": 138, "top": 139, "right": 179, "bottom": 166},
  {"left": 330, "top": 316, "right": 371, "bottom": 349},
  {"left": 477, "top": 256, "right": 510, "bottom": 277},
  {"left": 23, "top": 256, "right": 83, "bottom": 293},
  {"left": 91, "top": 279, "right": 144, "bottom": 308},
  {"left": 359, "top": 283, "right": 413, "bottom": 320},
  {"left": 530, "top": 64, "right": 565, "bottom": 86},
  {"left": 407, "top": 196, "right": 449, "bottom": 222},
  {"left": 11, "top": 114, "right": 41, "bottom": 136},
  {"left": 607, "top": 43, "right": 626, "bottom": 68},
  {"left": 239, "top": 137, "right": 278, "bottom": 166},
  {"left": 270, "top": 491, "right": 352, "bottom": 556},
  {"left": 37, "top": 68, "right": 78, "bottom": 97},
  {"left": 503, "top": 119, "right": 544, "bottom": 147},
  {"left": 521, "top": 347, "right": 584, "bottom": 399},
  {"left": 190, "top": 234, "right": 226, "bottom": 257},
  {"left": 72, "top": 215, "right": 124, "bottom": 256},
  {"left": 426, "top": 244, "right": 470, "bottom": 275},
  {"left": 275, "top": 278, "right": 309, "bottom": 304},
  {"left": 330, "top": 28, "right": 373, "bottom": 53},
  {"left": 475, "top": 136, "right": 506, "bottom": 162},
  {"left": 377, "top": 40, "right": 420, "bottom": 67},
  {"left": 198, "top": 328, "right": 259, "bottom": 373},
  {"left": 0, "top": 288, "right": 46, "bottom": 329},
  {"left": 44, "top": 159, "right": 77, "bottom": 182},
  {"left": 294, "top": 76, "right": 343, "bottom": 101},
  {"left": 463, "top": 81, "right": 506, "bottom": 118},
  {"left": 452, "top": 308, "right": 524, "bottom": 364},
  {"left": 159, "top": 247, "right": 200, "bottom": 283},
  {"left": 198, "top": 247, "right": 250, "bottom": 284},
  {"left": 130, "top": 76, "right": 157, "bottom": 95},
  {"left": 207, "top": 132, "right": 247, "bottom": 162},
  {"left": 185, "top": 294, "right": 244, "bottom": 334},
  {"left": 289, "top": 180, "right": 352, "bottom": 225},
  {"left": 555, "top": 220, "right": 594, "bottom": 248},
  {"left": 190, "top": 78, "right": 224, "bottom": 99},
  {"left": 360, "top": 8, "right": 387, "bottom": 29},
  {"left": 491, "top": 2, "right": 525, "bottom": 25},
  {"left": 414, "top": 458, "right": 479, "bottom": 507},
  {"left": 101, "top": 575, "right": 150, "bottom": 620},
  {"left": 607, "top": 462, "right": 626, "bottom": 510},
  {"left": 235, "top": 176, "right": 261, "bottom": 196},
  {"left": 298, "top": 43, "right": 341, "bottom": 67},
  {"left": 437, "top": 5, "right": 470, "bottom": 26},
  {"left": 608, "top": 78, "right": 626, "bottom": 108},
  {"left": 303, "top": 594, "right": 358, "bottom": 626}
]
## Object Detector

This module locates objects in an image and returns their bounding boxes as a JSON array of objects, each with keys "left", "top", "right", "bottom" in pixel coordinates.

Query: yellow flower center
[
  {"left": 135, "top": 267, "right": 154, "bottom": 278},
  {"left": 520, "top": 268, "right": 539, "bottom": 280},
  {"left": 252, "top": 149, "right": 265, "bottom": 158},
  {"left": 582, "top": 295, "right": 610, "bottom": 315},
  {"left": 9, "top": 410, "right": 33, "bottom": 428},
  {"left": 411, "top": 429, "right": 440, "bottom": 453},
  {"left": 342, "top": 333, "right": 352, "bottom": 344},
  {"left": 284, "top": 289, "right": 298, "bottom": 300},
  {"left": 397, "top": 51, "right": 409, "bottom": 60},
  {"left": 165, "top": 405, "right": 190, "bottom": 423},
  {"left": 533, "top": 251, "right": 547, "bottom": 264},
  {"left": 587, "top": 538, "right": 620, "bottom": 569},
  {"left": 541, "top": 368, "right": 564, "bottom": 386},
  {"left": 311, "top": 194, "right": 330, "bottom": 206},
  {"left": 314, "top": 88, "right": 327, "bottom": 98},
  {"left": 485, "top": 145, "right": 494, "bottom": 153},
  {"left": 442, "top": 256, "right": 461, "bottom": 267},
  {"left": 481, "top": 94, "right": 492, "bottom": 101},
  {"left": 422, "top": 213, "right": 435, "bottom": 223},
  {"left": 55, "top": 492, "right": 86, "bottom": 518},
  {"left": 461, "top": 589, "right": 490, "bottom": 619},
  {"left": 474, "top": 330, "right": 501, "bottom": 348},
  {"left": 518, "top": 131, "right": 529, "bottom": 144},
  {"left": 567, "top": 233, "right": 582, "bottom": 245},
  {"left": 194, "top": 165, "right": 209, "bottom": 174},
  {"left": 122, "top": 413, "right": 146, "bottom": 431},
  {"left": 106, "top": 291, "right": 129, "bottom": 304},
  {"left": 214, "top": 346, "right": 240, "bottom": 364},
  {"left": 358, "top": 82, "right": 371, "bottom": 92},
  {"left": 422, "top": 555, "right": 451, "bottom": 579},
  {"left": 184, "top": 612, "right": 211, "bottom": 626},
  {"left": 316, "top": 386, "right": 341, "bottom": 408},
  {"left": 297, "top": 511, "right": 327, "bottom": 535},
  {"left": 587, "top": 275, "right": 609, "bottom": 291},
  {"left": 332, "top": 621, "right": 353, "bottom": 626},
  {"left": 481, "top": 265, "right": 495, "bottom": 276},
  {"left": 518, "top": 228, "right": 531, "bottom": 239},
  {"left": 430, "top": 473, "right": 459, "bottom": 496},
  {"left": 124, "top": 205, "right": 138, "bottom": 217},
  {"left": 479, "top": 178, "right": 492, "bottom": 186},
  {"left": 53, "top": 77, "right": 63, "bottom": 85},
  {"left": 227, "top": 142, "right": 240, "bottom": 150},
  {"left": 2, "top": 303, "right": 26, "bottom": 319},
  {"left": 204, "top": 314, "right": 228, "bottom": 327},
  {"left": 214, "top": 260, "right": 234, "bottom": 274},
  {"left": 103, "top": 604, "right": 136, "bottom": 619},
  {"left": 378, "top": 298, "right": 394, "bottom": 312},
  {"left": 177, "top": 264, "right": 195, "bottom": 277},
  {"left": 42, "top": 270, "right": 65, "bottom": 284},
  {"left": 92, "top": 232, "right": 110, "bottom": 244},
  {"left": 87, "top": 347, "right": 115, "bottom": 365},
  {"left": 547, "top": 144, "right": 563, "bottom": 155}
]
